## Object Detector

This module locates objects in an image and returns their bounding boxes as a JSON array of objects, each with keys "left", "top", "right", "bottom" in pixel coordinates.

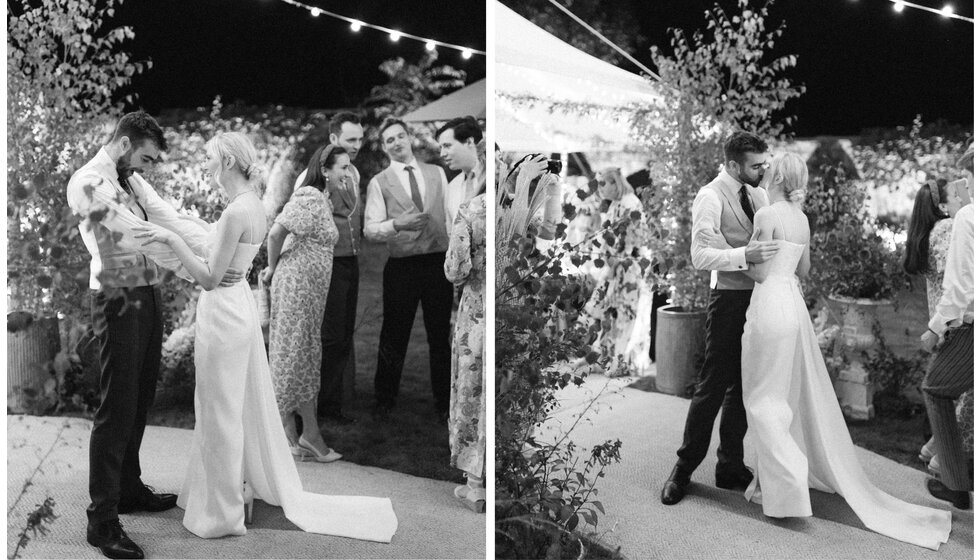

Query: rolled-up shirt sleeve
[
  {"left": 363, "top": 177, "right": 398, "bottom": 241},
  {"left": 929, "top": 207, "right": 974, "bottom": 335},
  {"left": 690, "top": 189, "right": 748, "bottom": 272}
]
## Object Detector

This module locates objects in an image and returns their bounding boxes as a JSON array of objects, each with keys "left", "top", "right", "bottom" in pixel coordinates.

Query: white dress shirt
[
  {"left": 364, "top": 157, "right": 447, "bottom": 240},
  {"left": 929, "top": 203, "right": 974, "bottom": 335},
  {"left": 66, "top": 148, "right": 207, "bottom": 288},
  {"left": 691, "top": 171, "right": 769, "bottom": 287},
  {"left": 445, "top": 166, "right": 477, "bottom": 234}
]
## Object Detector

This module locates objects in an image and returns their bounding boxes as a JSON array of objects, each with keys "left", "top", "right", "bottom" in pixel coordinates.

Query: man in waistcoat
[
  {"left": 67, "top": 111, "right": 241, "bottom": 559},
  {"left": 295, "top": 112, "right": 365, "bottom": 425},
  {"left": 364, "top": 118, "right": 453, "bottom": 423},
  {"left": 660, "top": 131, "right": 781, "bottom": 505}
]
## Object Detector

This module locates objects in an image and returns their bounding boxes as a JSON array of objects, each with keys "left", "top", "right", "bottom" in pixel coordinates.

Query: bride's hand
[
  {"left": 132, "top": 223, "right": 177, "bottom": 246},
  {"left": 260, "top": 266, "right": 275, "bottom": 285},
  {"left": 218, "top": 267, "right": 244, "bottom": 287}
]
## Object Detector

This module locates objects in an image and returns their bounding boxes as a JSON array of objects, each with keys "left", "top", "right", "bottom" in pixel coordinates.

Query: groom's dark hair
[
  {"left": 724, "top": 131, "right": 767, "bottom": 164},
  {"left": 112, "top": 110, "right": 167, "bottom": 152},
  {"left": 328, "top": 112, "right": 362, "bottom": 136}
]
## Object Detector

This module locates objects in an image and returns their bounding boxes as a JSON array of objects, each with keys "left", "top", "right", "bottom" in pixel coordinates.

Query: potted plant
[
  {"left": 805, "top": 160, "right": 910, "bottom": 419},
  {"left": 632, "top": 0, "right": 804, "bottom": 396}
]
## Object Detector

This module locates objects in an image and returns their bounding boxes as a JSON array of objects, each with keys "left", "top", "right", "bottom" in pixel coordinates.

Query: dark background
[
  {"left": 112, "top": 0, "right": 486, "bottom": 113},
  {"left": 631, "top": 0, "right": 974, "bottom": 136},
  {"left": 505, "top": 0, "right": 973, "bottom": 137}
]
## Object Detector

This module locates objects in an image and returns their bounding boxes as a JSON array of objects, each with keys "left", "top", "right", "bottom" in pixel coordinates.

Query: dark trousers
[
  {"left": 374, "top": 252, "right": 453, "bottom": 412},
  {"left": 675, "top": 289, "right": 753, "bottom": 476},
  {"left": 318, "top": 256, "right": 359, "bottom": 415},
  {"left": 649, "top": 290, "right": 671, "bottom": 362},
  {"left": 87, "top": 286, "right": 163, "bottom": 523},
  {"left": 923, "top": 324, "right": 974, "bottom": 491}
]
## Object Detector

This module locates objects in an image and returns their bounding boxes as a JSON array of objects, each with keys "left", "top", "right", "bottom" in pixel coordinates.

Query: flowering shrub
[{"left": 850, "top": 117, "right": 971, "bottom": 225}]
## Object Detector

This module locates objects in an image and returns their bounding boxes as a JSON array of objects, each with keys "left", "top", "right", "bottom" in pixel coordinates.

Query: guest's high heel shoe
[
  {"left": 242, "top": 481, "right": 255, "bottom": 524},
  {"left": 455, "top": 486, "right": 486, "bottom": 513},
  {"left": 297, "top": 435, "right": 342, "bottom": 463}
]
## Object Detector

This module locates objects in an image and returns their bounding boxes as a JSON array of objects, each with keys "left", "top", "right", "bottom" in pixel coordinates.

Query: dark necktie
[
  {"left": 738, "top": 184, "right": 755, "bottom": 223},
  {"left": 120, "top": 175, "right": 148, "bottom": 220},
  {"left": 405, "top": 165, "right": 424, "bottom": 211}
]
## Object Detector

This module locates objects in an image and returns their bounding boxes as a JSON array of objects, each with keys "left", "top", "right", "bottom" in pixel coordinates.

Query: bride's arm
[
  {"left": 132, "top": 207, "right": 247, "bottom": 291},
  {"left": 745, "top": 211, "right": 776, "bottom": 283},
  {"left": 796, "top": 228, "right": 811, "bottom": 279}
]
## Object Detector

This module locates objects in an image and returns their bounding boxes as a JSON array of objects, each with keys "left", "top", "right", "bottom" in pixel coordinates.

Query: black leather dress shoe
[
  {"left": 118, "top": 487, "right": 178, "bottom": 514},
  {"left": 927, "top": 478, "right": 971, "bottom": 510},
  {"left": 87, "top": 519, "right": 144, "bottom": 559},
  {"left": 716, "top": 466, "right": 754, "bottom": 490},
  {"left": 661, "top": 466, "right": 691, "bottom": 505}
]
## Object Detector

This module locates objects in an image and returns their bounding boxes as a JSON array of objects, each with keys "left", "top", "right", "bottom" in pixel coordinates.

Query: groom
[{"left": 660, "top": 131, "right": 780, "bottom": 505}]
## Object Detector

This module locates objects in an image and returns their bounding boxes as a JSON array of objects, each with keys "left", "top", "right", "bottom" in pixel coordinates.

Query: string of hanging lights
[{"left": 271, "top": 0, "right": 486, "bottom": 58}]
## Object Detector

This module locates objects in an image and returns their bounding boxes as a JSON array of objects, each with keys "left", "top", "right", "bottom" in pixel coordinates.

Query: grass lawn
[{"left": 149, "top": 240, "right": 459, "bottom": 483}]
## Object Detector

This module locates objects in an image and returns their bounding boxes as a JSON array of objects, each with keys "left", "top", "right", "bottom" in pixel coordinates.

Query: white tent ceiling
[{"left": 495, "top": 2, "right": 661, "bottom": 152}]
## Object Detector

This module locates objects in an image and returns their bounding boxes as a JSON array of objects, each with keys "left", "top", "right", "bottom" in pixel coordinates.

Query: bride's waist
[{"left": 760, "top": 273, "right": 799, "bottom": 284}]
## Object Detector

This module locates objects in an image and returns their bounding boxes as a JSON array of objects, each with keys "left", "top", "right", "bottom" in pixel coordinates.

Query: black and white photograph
[
  {"left": 7, "top": 0, "right": 486, "bottom": 558},
  {"left": 494, "top": 1, "right": 972, "bottom": 558}
]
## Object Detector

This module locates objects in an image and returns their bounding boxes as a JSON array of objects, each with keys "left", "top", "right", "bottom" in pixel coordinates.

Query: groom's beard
[
  {"left": 115, "top": 149, "right": 137, "bottom": 183},
  {"left": 738, "top": 168, "right": 762, "bottom": 188}
]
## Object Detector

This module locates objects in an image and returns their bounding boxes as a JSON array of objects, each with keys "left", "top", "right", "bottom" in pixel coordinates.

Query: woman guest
[
  {"left": 445, "top": 140, "right": 488, "bottom": 512},
  {"left": 262, "top": 144, "right": 348, "bottom": 462},
  {"left": 578, "top": 167, "right": 655, "bottom": 377},
  {"left": 903, "top": 177, "right": 973, "bottom": 477}
]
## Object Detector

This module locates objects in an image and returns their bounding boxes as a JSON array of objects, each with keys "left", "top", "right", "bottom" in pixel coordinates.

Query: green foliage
[
  {"left": 633, "top": 0, "right": 804, "bottom": 311},
  {"left": 804, "top": 161, "right": 909, "bottom": 301},
  {"left": 850, "top": 117, "right": 972, "bottom": 226},
  {"left": 11, "top": 497, "right": 58, "bottom": 559},
  {"left": 496, "top": 172, "right": 631, "bottom": 558},
  {"left": 360, "top": 50, "right": 466, "bottom": 123},
  {"left": 7, "top": 0, "right": 147, "bottom": 320}
]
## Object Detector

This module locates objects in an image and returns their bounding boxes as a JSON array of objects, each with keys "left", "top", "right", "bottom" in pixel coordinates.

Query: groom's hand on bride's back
[
  {"left": 745, "top": 240, "right": 780, "bottom": 263},
  {"left": 218, "top": 267, "right": 245, "bottom": 287}
]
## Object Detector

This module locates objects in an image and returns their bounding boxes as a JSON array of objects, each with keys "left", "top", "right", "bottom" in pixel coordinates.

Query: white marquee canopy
[{"left": 495, "top": 2, "right": 661, "bottom": 153}]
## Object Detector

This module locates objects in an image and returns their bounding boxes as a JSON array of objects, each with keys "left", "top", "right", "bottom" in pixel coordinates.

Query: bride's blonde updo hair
[
  {"left": 768, "top": 152, "right": 808, "bottom": 198},
  {"left": 206, "top": 131, "right": 266, "bottom": 188}
]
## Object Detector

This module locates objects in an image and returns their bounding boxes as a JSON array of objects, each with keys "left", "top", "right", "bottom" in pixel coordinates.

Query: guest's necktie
[
  {"left": 738, "top": 184, "right": 755, "bottom": 223},
  {"left": 405, "top": 165, "right": 424, "bottom": 211}
]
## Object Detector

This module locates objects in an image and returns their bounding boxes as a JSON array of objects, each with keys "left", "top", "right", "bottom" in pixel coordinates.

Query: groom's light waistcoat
[
  {"left": 701, "top": 173, "right": 768, "bottom": 291},
  {"left": 66, "top": 149, "right": 163, "bottom": 289},
  {"left": 373, "top": 162, "right": 449, "bottom": 258}
]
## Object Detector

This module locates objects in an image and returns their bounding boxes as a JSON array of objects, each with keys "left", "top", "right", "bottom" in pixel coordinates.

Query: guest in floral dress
[
  {"left": 578, "top": 167, "right": 655, "bottom": 377},
  {"left": 903, "top": 177, "right": 973, "bottom": 475},
  {"left": 261, "top": 144, "right": 346, "bottom": 463},
  {"left": 444, "top": 142, "right": 487, "bottom": 513}
]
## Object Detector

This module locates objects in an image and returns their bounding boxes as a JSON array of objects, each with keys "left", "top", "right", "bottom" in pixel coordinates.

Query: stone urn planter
[
  {"left": 7, "top": 313, "right": 61, "bottom": 412},
  {"left": 825, "top": 295, "right": 891, "bottom": 420},
  {"left": 654, "top": 305, "right": 706, "bottom": 397}
]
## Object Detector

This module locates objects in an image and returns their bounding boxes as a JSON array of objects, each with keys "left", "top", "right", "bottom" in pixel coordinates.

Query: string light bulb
[
  {"left": 941, "top": 5, "right": 954, "bottom": 17},
  {"left": 310, "top": 7, "right": 320, "bottom": 17},
  {"left": 893, "top": 1, "right": 905, "bottom": 12},
  {"left": 389, "top": 30, "right": 401, "bottom": 42},
  {"left": 350, "top": 20, "right": 362, "bottom": 31},
  {"left": 461, "top": 48, "right": 473, "bottom": 59},
  {"left": 425, "top": 41, "right": 436, "bottom": 51}
]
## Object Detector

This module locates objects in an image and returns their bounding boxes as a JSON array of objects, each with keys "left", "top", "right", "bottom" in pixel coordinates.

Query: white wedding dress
[
  {"left": 741, "top": 216, "right": 951, "bottom": 550},
  {"left": 176, "top": 226, "right": 398, "bottom": 542}
]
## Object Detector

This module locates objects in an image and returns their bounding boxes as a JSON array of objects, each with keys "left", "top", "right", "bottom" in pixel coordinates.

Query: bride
[
  {"left": 739, "top": 152, "right": 951, "bottom": 550},
  {"left": 133, "top": 132, "right": 397, "bottom": 542}
]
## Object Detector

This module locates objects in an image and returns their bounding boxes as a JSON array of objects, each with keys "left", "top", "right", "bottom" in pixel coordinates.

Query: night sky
[
  {"left": 629, "top": 0, "right": 974, "bottom": 136},
  {"left": 107, "top": 1, "right": 969, "bottom": 136},
  {"left": 111, "top": 0, "right": 486, "bottom": 113}
]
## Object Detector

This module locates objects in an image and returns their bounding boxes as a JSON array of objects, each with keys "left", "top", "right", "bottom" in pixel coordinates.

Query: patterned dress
[
  {"left": 926, "top": 218, "right": 973, "bottom": 457},
  {"left": 269, "top": 186, "right": 339, "bottom": 415},
  {"left": 444, "top": 194, "right": 486, "bottom": 479},
  {"left": 579, "top": 193, "right": 655, "bottom": 377}
]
